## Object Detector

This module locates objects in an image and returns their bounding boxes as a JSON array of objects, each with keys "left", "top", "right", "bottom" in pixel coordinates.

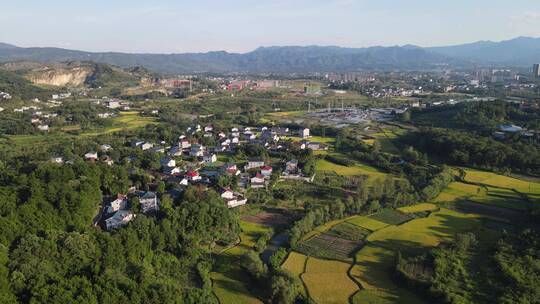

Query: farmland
[
  {"left": 302, "top": 257, "right": 359, "bottom": 304},
  {"left": 350, "top": 208, "right": 486, "bottom": 304}
]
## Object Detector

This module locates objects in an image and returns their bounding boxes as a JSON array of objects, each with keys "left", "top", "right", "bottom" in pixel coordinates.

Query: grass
[
  {"left": 432, "top": 182, "right": 484, "bottom": 203},
  {"left": 350, "top": 208, "right": 486, "bottom": 304},
  {"left": 315, "top": 159, "right": 385, "bottom": 180},
  {"left": 210, "top": 270, "right": 263, "bottom": 304},
  {"left": 302, "top": 257, "right": 359, "bottom": 304},
  {"left": 463, "top": 169, "right": 540, "bottom": 201},
  {"left": 347, "top": 216, "right": 389, "bottom": 232},
  {"left": 398, "top": 203, "right": 438, "bottom": 214},
  {"left": 80, "top": 112, "right": 158, "bottom": 137},
  {"left": 433, "top": 170, "right": 539, "bottom": 211},
  {"left": 3, "top": 112, "right": 158, "bottom": 148}
]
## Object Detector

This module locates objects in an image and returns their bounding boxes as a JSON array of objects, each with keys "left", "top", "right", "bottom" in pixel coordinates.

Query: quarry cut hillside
[{"left": 26, "top": 66, "right": 93, "bottom": 86}]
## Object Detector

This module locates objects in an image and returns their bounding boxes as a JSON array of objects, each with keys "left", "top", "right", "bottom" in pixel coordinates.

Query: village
[{"left": 66, "top": 123, "right": 319, "bottom": 231}]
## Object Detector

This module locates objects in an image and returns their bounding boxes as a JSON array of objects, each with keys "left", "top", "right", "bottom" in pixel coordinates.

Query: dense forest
[
  {"left": 0, "top": 160, "right": 239, "bottom": 303},
  {"left": 405, "top": 128, "right": 540, "bottom": 176},
  {"left": 396, "top": 230, "right": 540, "bottom": 304},
  {"left": 410, "top": 100, "right": 540, "bottom": 131}
]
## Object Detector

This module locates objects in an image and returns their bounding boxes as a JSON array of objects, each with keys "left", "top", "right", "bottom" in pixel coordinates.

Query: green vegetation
[{"left": 0, "top": 69, "right": 53, "bottom": 100}]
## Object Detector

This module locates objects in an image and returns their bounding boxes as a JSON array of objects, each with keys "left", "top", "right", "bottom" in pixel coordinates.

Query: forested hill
[
  {"left": 1, "top": 36, "right": 540, "bottom": 73},
  {"left": 0, "top": 45, "right": 456, "bottom": 74}
]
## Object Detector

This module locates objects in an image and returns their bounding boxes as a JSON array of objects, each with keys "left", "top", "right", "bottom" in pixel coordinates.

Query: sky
[{"left": 1, "top": 0, "right": 540, "bottom": 53}]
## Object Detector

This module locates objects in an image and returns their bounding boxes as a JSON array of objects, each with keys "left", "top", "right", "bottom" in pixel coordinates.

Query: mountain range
[{"left": 1, "top": 37, "right": 539, "bottom": 74}]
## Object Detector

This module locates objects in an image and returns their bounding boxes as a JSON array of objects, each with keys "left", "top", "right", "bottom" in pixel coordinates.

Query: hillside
[
  {"left": 428, "top": 36, "right": 540, "bottom": 66},
  {"left": 0, "top": 61, "right": 148, "bottom": 88},
  {"left": 0, "top": 44, "right": 459, "bottom": 74},
  {"left": 0, "top": 69, "right": 53, "bottom": 100}
]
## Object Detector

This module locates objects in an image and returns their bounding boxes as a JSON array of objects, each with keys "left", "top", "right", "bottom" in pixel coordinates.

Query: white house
[
  {"left": 169, "top": 145, "right": 183, "bottom": 156},
  {"left": 180, "top": 139, "right": 191, "bottom": 149},
  {"left": 245, "top": 158, "right": 265, "bottom": 170},
  {"left": 250, "top": 174, "right": 266, "bottom": 188},
  {"left": 161, "top": 157, "right": 176, "bottom": 168},
  {"left": 84, "top": 152, "right": 98, "bottom": 161},
  {"left": 220, "top": 188, "right": 247, "bottom": 208},
  {"left": 141, "top": 142, "right": 154, "bottom": 151},
  {"left": 203, "top": 152, "right": 217, "bottom": 163},
  {"left": 189, "top": 144, "right": 204, "bottom": 157},
  {"left": 37, "top": 125, "right": 49, "bottom": 132},
  {"left": 306, "top": 142, "right": 328, "bottom": 151},
  {"left": 299, "top": 128, "right": 310, "bottom": 139},
  {"left": 101, "top": 156, "right": 114, "bottom": 166},
  {"left": 204, "top": 125, "right": 214, "bottom": 132},
  {"left": 185, "top": 170, "right": 201, "bottom": 181},
  {"left": 105, "top": 210, "right": 135, "bottom": 230},
  {"left": 107, "top": 194, "right": 128, "bottom": 214},
  {"left": 285, "top": 159, "right": 299, "bottom": 173},
  {"left": 499, "top": 124, "right": 523, "bottom": 133},
  {"left": 100, "top": 144, "right": 113, "bottom": 152},
  {"left": 140, "top": 191, "right": 159, "bottom": 213},
  {"left": 222, "top": 163, "right": 240, "bottom": 176},
  {"left": 164, "top": 166, "right": 181, "bottom": 175},
  {"left": 50, "top": 156, "right": 64, "bottom": 164},
  {"left": 260, "top": 165, "right": 273, "bottom": 178}
]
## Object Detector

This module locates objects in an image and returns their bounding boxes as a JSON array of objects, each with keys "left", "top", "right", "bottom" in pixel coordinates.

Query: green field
[
  {"left": 302, "top": 257, "right": 359, "bottom": 304},
  {"left": 347, "top": 216, "right": 389, "bottom": 232},
  {"left": 368, "top": 209, "right": 412, "bottom": 226},
  {"left": 397, "top": 203, "right": 438, "bottom": 214},
  {"left": 3, "top": 111, "right": 158, "bottom": 147},
  {"left": 463, "top": 169, "right": 540, "bottom": 202},
  {"left": 81, "top": 111, "right": 158, "bottom": 136},
  {"left": 315, "top": 159, "right": 385, "bottom": 180},
  {"left": 350, "top": 208, "right": 485, "bottom": 304}
]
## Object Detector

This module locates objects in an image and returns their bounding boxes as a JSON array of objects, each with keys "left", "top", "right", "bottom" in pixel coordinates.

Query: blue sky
[{"left": 1, "top": 0, "right": 540, "bottom": 53}]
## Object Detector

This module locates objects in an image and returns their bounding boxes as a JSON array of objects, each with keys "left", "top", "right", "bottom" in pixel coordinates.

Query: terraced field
[
  {"left": 302, "top": 257, "right": 359, "bottom": 304},
  {"left": 350, "top": 208, "right": 484, "bottom": 304}
]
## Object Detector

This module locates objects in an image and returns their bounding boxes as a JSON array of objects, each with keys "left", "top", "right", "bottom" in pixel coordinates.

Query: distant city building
[{"left": 534, "top": 64, "right": 540, "bottom": 79}]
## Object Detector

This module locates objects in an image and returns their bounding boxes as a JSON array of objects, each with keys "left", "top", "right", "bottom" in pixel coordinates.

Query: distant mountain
[
  {"left": 0, "top": 37, "right": 538, "bottom": 73},
  {"left": 428, "top": 37, "right": 540, "bottom": 66},
  {"left": 0, "top": 44, "right": 457, "bottom": 74}
]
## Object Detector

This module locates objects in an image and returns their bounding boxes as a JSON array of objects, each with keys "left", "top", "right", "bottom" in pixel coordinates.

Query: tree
[{"left": 271, "top": 271, "right": 302, "bottom": 304}]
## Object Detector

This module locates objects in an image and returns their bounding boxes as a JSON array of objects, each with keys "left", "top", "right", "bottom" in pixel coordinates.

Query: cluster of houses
[
  {"left": 72, "top": 124, "right": 322, "bottom": 231},
  {"left": 102, "top": 190, "right": 159, "bottom": 230},
  {"left": 0, "top": 91, "right": 12, "bottom": 100},
  {"left": 493, "top": 124, "right": 538, "bottom": 139}
]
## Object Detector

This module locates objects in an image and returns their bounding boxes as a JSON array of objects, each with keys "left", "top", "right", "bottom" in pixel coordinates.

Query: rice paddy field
[
  {"left": 431, "top": 169, "right": 540, "bottom": 211},
  {"left": 282, "top": 251, "right": 308, "bottom": 276},
  {"left": 347, "top": 216, "right": 389, "bottom": 232},
  {"left": 301, "top": 257, "right": 359, "bottom": 304},
  {"left": 397, "top": 203, "right": 439, "bottom": 214},
  {"left": 463, "top": 169, "right": 540, "bottom": 202}
]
